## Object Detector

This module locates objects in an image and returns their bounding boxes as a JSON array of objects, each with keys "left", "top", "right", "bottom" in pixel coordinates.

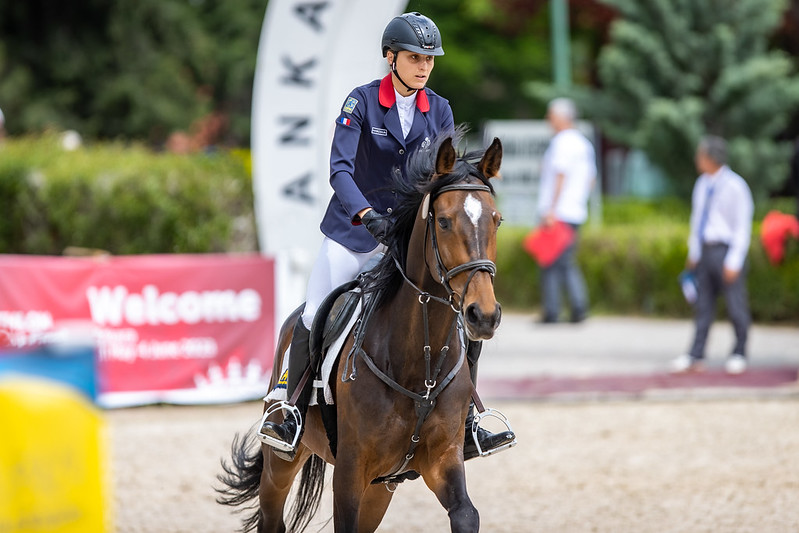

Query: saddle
[{"left": 308, "top": 279, "right": 361, "bottom": 372}]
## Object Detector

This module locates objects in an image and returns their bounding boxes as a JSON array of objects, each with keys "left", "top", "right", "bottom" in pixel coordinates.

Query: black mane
[{"left": 360, "top": 127, "right": 495, "bottom": 310}]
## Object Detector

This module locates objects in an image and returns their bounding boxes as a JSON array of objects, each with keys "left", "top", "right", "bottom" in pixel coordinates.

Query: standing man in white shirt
[
  {"left": 536, "top": 97, "right": 596, "bottom": 323},
  {"left": 672, "top": 135, "right": 754, "bottom": 374}
]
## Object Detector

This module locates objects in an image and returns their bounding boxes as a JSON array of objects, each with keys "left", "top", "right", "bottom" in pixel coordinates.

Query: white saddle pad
[{"left": 264, "top": 300, "right": 362, "bottom": 406}]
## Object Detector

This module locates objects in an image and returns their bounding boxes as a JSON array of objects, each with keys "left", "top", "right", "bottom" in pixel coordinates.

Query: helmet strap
[{"left": 391, "top": 54, "right": 420, "bottom": 94}]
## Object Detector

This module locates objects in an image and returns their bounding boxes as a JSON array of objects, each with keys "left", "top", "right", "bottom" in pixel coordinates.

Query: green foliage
[
  {"left": 0, "top": 135, "right": 256, "bottom": 255},
  {"left": 494, "top": 198, "right": 799, "bottom": 323},
  {"left": 0, "top": 0, "right": 264, "bottom": 144},
  {"left": 581, "top": 0, "right": 799, "bottom": 199},
  {"left": 0, "top": 0, "right": 559, "bottom": 144},
  {"left": 406, "top": 0, "right": 552, "bottom": 125}
]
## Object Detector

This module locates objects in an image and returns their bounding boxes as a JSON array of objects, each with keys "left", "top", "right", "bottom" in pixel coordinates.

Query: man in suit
[{"left": 672, "top": 135, "right": 754, "bottom": 374}]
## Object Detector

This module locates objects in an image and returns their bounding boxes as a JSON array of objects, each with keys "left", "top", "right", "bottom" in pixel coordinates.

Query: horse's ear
[
  {"left": 435, "top": 137, "right": 456, "bottom": 178},
  {"left": 478, "top": 137, "right": 503, "bottom": 179}
]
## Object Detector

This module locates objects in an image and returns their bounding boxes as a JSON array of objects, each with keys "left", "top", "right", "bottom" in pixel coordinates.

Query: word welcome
[{"left": 86, "top": 285, "right": 262, "bottom": 327}]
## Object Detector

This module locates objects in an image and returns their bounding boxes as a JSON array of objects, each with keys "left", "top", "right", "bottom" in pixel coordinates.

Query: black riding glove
[{"left": 360, "top": 209, "right": 390, "bottom": 245}]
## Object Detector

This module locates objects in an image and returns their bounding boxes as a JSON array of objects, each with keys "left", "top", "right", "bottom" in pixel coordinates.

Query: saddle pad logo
[
  {"left": 371, "top": 127, "right": 387, "bottom": 136},
  {"left": 276, "top": 369, "right": 288, "bottom": 389},
  {"left": 343, "top": 97, "right": 358, "bottom": 113}
]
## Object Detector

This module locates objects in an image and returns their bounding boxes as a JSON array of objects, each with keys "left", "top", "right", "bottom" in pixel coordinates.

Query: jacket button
[
  {"left": 398, "top": 149, "right": 405, "bottom": 155},
  {"left": 387, "top": 207, "right": 393, "bottom": 214}
]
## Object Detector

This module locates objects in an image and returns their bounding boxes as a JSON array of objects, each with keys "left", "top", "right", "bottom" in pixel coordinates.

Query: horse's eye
[
  {"left": 497, "top": 217, "right": 503, "bottom": 228},
  {"left": 437, "top": 217, "right": 450, "bottom": 230}
]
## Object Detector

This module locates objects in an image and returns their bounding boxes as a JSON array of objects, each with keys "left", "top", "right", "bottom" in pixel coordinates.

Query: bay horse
[{"left": 217, "top": 133, "right": 505, "bottom": 532}]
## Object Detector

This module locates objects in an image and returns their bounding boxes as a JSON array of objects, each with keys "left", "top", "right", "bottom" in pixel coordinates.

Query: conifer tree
[{"left": 591, "top": 0, "right": 799, "bottom": 197}]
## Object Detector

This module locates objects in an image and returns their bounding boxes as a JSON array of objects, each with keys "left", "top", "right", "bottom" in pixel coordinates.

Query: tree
[
  {"left": 0, "top": 0, "right": 264, "bottom": 145},
  {"left": 406, "top": 0, "right": 553, "bottom": 127},
  {"left": 584, "top": 0, "right": 799, "bottom": 198}
]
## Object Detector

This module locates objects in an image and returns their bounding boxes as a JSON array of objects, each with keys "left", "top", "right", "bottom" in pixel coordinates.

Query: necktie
[{"left": 698, "top": 182, "right": 715, "bottom": 243}]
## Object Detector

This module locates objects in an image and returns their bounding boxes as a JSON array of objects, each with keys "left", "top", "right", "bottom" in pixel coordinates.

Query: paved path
[{"left": 476, "top": 313, "right": 799, "bottom": 401}]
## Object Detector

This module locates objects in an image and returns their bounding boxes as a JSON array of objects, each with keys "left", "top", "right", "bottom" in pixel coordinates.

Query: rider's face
[{"left": 388, "top": 50, "right": 435, "bottom": 94}]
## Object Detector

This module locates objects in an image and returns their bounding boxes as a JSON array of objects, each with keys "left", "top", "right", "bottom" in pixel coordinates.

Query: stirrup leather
[
  {"left": 257, "top": 401, "right": 302, "bottom": 453},
  {"left": 470, "top": 407, "right": 517, "bottom": 458}
]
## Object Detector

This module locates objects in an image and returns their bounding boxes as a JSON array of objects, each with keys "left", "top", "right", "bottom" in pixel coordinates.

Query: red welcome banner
[{"left": 0, "top": 254, "right": 275, "bottom": 407}]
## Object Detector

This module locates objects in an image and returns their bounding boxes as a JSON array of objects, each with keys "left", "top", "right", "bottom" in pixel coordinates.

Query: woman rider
[{"left": 259, "top": 12, "right": 515, "bottom": 461}]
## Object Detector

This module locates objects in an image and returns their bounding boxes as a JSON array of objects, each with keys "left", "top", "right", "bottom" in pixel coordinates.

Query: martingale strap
[
  {"left": 356, "top": 328, "right": 465, "bottom": 482},
  {"left": 356, "top": 342, "right": 464, "bottom": 408}
]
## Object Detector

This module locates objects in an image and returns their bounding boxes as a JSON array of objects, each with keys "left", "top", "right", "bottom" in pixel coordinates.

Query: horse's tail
[
  {"left": 285, "top": 454, "right": 327, "bottom": 533},
  {"left": 216, "top": 430, "right": 264, "bottom": 533}
]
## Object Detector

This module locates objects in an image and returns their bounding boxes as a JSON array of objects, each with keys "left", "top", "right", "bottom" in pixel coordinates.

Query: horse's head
[{"left": 420, "top": 136, "right": 503, "bottom": 340}]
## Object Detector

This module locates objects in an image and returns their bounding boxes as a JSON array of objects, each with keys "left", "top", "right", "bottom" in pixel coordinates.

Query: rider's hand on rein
[{"left": 359, "top": 208, "right": 390, "bottom": 245}]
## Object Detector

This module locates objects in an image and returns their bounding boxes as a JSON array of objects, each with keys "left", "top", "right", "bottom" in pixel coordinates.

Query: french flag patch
[{"left": 339, "top": 117, "right": 351, "bottom": 126}]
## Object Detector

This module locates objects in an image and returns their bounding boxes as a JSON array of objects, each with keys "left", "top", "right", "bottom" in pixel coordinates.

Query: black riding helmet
[{"left": 381, "top": 12, "right": 444, "bottom": 57}]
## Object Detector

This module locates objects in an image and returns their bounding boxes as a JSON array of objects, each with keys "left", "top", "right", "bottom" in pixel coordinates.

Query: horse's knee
[{"left": 448, "top": 502, "right": 479, "bottom": 532}]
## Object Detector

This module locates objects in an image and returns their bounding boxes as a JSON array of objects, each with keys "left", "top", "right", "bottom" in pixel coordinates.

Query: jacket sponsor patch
[
  {"left": 371, "top": 127, "right": 387, "bottom": 136},
  {"left": 343, "top": 97, "right": 358, "bottom": 113}
]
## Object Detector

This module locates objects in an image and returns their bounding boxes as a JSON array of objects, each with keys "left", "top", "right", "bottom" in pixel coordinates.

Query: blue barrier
[{"left": 0, "top": 344, "right": 98, "bottom": 402}]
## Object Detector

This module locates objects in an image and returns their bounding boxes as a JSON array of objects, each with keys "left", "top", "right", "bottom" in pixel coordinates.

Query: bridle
[
  {"left": 425, "top": 182, "right": 497, "bottom": 309},
  {"left": 394, "top": 181, "right": 497, "bottom": 312}
]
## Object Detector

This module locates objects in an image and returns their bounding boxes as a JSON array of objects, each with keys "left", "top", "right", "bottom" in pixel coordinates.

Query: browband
[
  {"left": 434, "top": 183, "right": 491, "bottom": 197},
  {"left": 420, "top": 183, "right": 492, "bottom": 220}
]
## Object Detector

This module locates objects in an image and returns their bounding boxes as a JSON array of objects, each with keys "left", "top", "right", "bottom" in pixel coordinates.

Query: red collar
[{"left": 378, "top": 74, "right": 430, "bottom": 112}]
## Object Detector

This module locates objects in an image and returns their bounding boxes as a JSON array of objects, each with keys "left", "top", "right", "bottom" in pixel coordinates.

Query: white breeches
[{"left": 301, "top": 237, "right": 385, "bottom": 329}]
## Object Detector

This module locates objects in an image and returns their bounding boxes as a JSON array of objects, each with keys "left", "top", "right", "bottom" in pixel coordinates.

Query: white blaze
[
  {"left": 464, "top": 194, "right": 483, "bottom": 254},
  {"left": 464, "top": 194, "right": 483, "bottom": 228}
]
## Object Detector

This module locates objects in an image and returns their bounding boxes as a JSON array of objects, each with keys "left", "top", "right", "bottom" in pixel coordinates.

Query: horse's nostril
[
  {"left": 465, "top": 303, "right": 481, "bottom": 325},
  {"left": 466, "top": 303, "right": 501, "bottom": 328}
]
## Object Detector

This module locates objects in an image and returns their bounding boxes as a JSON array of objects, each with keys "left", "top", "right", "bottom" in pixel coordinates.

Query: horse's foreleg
[
  {"left": 424, "top": 458, "right": 479, "bottom": 533},
  {"left": 356, "top": 484, "right": 394, "bottom": 532},
  {"left": 331, "top": 456, "right": 372, "bottom": 532}
]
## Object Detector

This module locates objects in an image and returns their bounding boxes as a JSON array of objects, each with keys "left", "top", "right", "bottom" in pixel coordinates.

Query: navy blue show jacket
[{"left": 321, "top": 74, "right": 455, "bottom": 253}]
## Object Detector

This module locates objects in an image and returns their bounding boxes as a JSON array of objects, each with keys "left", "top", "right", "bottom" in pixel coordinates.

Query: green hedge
[
  {"left": 2, "top": 136, "right": 796, "bottom": 322},
  {"left": 496, "top": 207, "right": 799, "bottom": 323},
  {"left": 0, "top": 134, "right": 256, "bottom": 255}
]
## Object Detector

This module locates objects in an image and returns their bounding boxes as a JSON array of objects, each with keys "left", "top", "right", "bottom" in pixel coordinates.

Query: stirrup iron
[
  {"left": 470, "top": 407, "right": 517, "bottom": 458},
  {"left": 257, "top": 401, "right": 302, "bottom": 453}
]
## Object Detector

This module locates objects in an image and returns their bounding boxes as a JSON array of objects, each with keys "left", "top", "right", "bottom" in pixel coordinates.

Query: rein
[{"left": 345, "top": 180, "right": 497, "bottom": 486}]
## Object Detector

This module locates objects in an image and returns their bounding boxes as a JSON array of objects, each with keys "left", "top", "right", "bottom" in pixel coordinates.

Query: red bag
[
  {"left": 523, "top": 222, "right": 575, "bottom": 267},
  {"left": 760, "top": 210, "right": 799, "bottom": 265}
]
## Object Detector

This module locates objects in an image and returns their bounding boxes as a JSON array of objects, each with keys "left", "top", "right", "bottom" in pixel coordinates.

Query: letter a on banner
[{"left": 252, "top": 0, "right": 408, "bottom": 325}]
